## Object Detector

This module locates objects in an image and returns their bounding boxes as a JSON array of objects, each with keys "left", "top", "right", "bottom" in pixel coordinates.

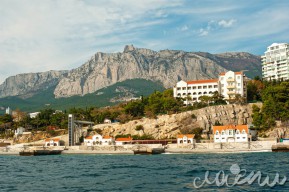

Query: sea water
[{"left": 0, "top": 152, "right": 289, "bottom": 191}]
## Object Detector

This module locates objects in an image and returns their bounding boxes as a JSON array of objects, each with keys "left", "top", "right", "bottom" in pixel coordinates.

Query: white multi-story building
[
  {"left": 262, "top": 43, "right": 289, "bottom": 81},
  {"left": 173, "top": 79, "right": 219, "bottom": 105},
  {"left": 173, "top": 71, "right": 247, "bottom": 105},
  {"left": 219, "top": 71, "right": 247, "bottom": 100},
  {"left": 213, "top": 124, "right": 248, "bottom": 143}
]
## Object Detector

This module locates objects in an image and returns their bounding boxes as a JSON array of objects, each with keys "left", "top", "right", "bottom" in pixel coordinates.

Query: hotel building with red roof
[{"left": 173, "top": 71, "right": 247, "bottom": 105}]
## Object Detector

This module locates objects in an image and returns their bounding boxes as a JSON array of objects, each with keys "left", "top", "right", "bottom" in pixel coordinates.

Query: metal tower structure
[{"left": 68, "top": 114, "right": 94, "bottom": 146}]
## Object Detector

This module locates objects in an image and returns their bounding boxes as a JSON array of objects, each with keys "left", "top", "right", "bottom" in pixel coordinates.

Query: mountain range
[{"left": 0, "top": 45, "right": 261, "bottom": 111}]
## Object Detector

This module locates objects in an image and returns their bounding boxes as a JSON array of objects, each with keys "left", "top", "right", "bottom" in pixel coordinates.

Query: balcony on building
[
  {"left": 227, "top": 78, "right": 235, "bottom": 82},
  {"left": 227, "top": 84, "right": 235, "bottom": 89}
]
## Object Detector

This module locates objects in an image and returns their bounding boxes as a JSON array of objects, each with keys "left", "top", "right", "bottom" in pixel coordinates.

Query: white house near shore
[
  {"left": 213, "top": 124, "right": 249, "bottom": 143},
  {"left": 177, "top": 134, "right": 195, "bottom": 145},
  {"left": 115, "top": 137, "right": 132, "bottom": 145},
  {"left": 84, "top": 134, "right": 114, "bottom": 146},
  {"left": 45, "top": 138, "right": 60, "bottom": 147}
]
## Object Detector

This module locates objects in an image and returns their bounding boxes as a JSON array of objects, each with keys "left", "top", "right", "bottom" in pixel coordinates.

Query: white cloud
[
  {"left": 199, "top": 28, "right": 209, "bottom": 36},
  {"left": 218, "top": 19, "right": 236, "bottom": 28},
  {"left": 0, "top": 0, "right": 182, "bottom": 83}
]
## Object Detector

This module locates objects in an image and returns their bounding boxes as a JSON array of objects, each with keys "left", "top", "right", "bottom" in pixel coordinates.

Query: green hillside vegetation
[
  {"left": 248, "top": 79, "right": 289, "bottom": 130},
  {"left": 0, "top": 79, "right": 165, "bottom": 112}
]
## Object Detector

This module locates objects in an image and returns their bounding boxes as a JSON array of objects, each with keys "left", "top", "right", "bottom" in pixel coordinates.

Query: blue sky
[{"left": 0, "top": 0, "right": 289, "bottom": 83}]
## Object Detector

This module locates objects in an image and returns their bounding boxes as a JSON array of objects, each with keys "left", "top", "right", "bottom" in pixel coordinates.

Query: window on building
[
  {"left": 203, "top": 92, "right": 207, "bottom": 94},
  {"left": 229, "top": 130, "right": 233, "bottom": 135},
  {"left": 188, "top": 93, "right": 191, "bottom": 95},
  {"left": 237, "top": 76, "right": 240, "bottom": 79},
  {"left": 242, "top": 130, "right": 246, "bottom": 134},
  {"left": 216, "top": 131, "right": 219, "bottom": 135},
  {"left": 203, "top": 86, "right": 207, "bottom": 89},
  {"left": 236, "top": 130, "right": 240, "bottom": 134},
  {"left": 237, "top": 137, "right": 240, "bottom": 139},
  {"left": 193, "top": 86, "right": 196, "bottom": 89},
  {"left": 198, "top": 86, "right": 202, "bottom": 89},
  {"left": 198, "top": 92, "right": 202, "bottom": 95},
  {"left": 193, "top": 98, "right": 197, "bottom": 101},
  {"left": 221, "top": 131, "right": 225, "bottom": 135},
  {"left": 177, "top": 88, "right": 181, "bottom": 90},
  {"left": 209, "top": 91, "right": 212, "bottom": 94},
  {"left": 177, "top": 93, "right": 181, "bottom": 96},
  {"left": 188, "top": 87, "right": 191, "bottom": 90},
  {"left": 182, "top": 93, "right": 186, "bottom": 95},
  {"left": 209, "top": 85, "right": 212, "bottom": 88},
  {"left": 214, "top": 85, "right": 218, "bottom": 88},
  {"left": 193, "top": 92, "right": 196, "bottom": 95},
  {"left": 238, "top": 83, "right": 240, "bottom": 86},
  {"left": 182, "top": 87, "right": 186, "bottom": 90}
]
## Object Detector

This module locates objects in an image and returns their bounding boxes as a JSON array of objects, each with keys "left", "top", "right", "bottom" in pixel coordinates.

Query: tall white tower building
[{"left": 262, "top": 43, "right": 289, "bottom": 81}]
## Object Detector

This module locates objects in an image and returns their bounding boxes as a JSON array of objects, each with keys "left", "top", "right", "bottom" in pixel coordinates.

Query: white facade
[
  {"left": 14, "top": 127, "right": 25, "bottom": 137},
  {"left": 173, "top": 79, "right": 218, "bottom": 105},
  {"left": 213, "top": 125, "right": 248, "bottom": 143},
  {"left": 177, "top": 134, "right": 195, "bottom": 145},
  {"left": 45, "top": 138, "right": 60, "bottom": 146},
  {"left": 84, "top": 134, "right": 114, "bottom": 146},
  {"left": 173, "top": 71, "right": 247, "bottom": 105},
  {"left": 262, "top": 43, "right": 289, "bottom": 81},
  {"left": 5, "top": 107, "right": 12, "bottom": 115},
  {"left": 115, "top": 137, "right": 132, "bottom": 145},
  {"left": 219, "top": 71, "right": 247, "bottom": 100},
  {"left": 29, "top": 112, "right": 40, "bottom": 118}
]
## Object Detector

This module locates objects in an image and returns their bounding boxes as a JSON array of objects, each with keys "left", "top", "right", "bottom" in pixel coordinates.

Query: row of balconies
[{"left": 177, "top": 85, "right": 218, "bottom": 91}]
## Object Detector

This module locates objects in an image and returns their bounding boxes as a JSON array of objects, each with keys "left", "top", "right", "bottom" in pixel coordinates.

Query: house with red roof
[
  {"left": 84, "top": 134, "right": 114, "bottom": 146},
  {"left": 212, "top": 124, "right": 249, "bottom": 143},
  {"left": 115, "top": 137, "right": 132, "bottom": 145},
  {"left": 177, "top": 134, "right": 195, "bottom": 145},
  {"left": 45, "top": 138, "right": 60, "bottom": 147}
]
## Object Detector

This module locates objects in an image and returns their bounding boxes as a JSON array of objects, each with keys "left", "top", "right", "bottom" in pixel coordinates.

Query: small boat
[
  {"left": 19, "top": 150, "right": 62, "bottom": 156},
  {"left": 133, "top": 148, "right": 164, "bottom": 155}
]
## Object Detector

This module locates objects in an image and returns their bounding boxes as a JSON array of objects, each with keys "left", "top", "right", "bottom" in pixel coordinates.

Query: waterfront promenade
[{"left": 0, "top": 141, "right": 276, "bottom": 155}]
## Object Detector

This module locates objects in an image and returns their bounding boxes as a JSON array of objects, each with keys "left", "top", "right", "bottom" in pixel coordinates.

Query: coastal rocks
[{"left": 94, "top": 104, "right": 259, "bottom": 139}]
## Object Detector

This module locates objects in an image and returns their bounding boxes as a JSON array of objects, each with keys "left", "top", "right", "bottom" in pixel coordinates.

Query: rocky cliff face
[
  {"left": 53, "top": 45, "right": 227, "bottom": 97},
  {"left": 0, "top": 70, "right": 67, "bottom": 98},
  {"left": 94, "top": 103, "right": 261, "bottom": 139},
  {"left": 0, "top": 45, "right": 261, "bottom": 98}
]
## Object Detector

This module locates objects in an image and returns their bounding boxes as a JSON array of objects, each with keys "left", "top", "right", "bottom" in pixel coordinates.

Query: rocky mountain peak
[
  {"left": 0, "top": 45, "right": 262, "bottom": 99},
  {"left": 123, "top": 44, "right": 135, "bottom": 53}
]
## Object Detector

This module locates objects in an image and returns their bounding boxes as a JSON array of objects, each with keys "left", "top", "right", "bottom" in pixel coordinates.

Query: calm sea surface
[{"left": 0, "top": 152, "right": 289, "bottom": 191}]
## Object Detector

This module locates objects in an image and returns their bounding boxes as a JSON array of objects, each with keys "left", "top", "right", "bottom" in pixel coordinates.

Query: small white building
[
  {"left": 5, "top": 107, "right": 12, "bottom": 115},
  {"left": 29, "top": 112, "right": 40, "bottom": 118},
  {"left": 14, "top": 127, "right": 25, "bottom": 137},
  {"left": 177, "top": 134, "right": 195, "bottom": 145},
  {"left": 213, "top": 124, "right": 249, "bottom": 143},
  {"left": 45, "top": 138, "right": 60, "bottom": 147},
  {"left": 103, "top": 118, "right": 112, "bottom": 124},
  {"left": 84, "top": 134, "right": 114, "bottom": 146},
  {"left": 115, "top": 137, "right": 132, "bottom": 145}
]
